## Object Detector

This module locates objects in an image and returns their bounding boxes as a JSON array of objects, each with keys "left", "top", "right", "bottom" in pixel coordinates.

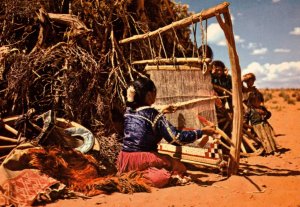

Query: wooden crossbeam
[
  {"left": 132, "top": 57, "right": 211, "bottom": 65},
  {"left": 119, "top": 2, "right": 230, "bottom": 44}
]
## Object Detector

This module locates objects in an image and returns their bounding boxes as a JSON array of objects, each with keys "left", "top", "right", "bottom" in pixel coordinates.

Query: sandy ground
[{"left": 47, "top": 90, "right": 300, "bottom": 207}]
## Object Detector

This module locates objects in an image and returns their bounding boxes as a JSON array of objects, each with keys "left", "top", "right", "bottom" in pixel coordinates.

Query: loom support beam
[{"left": 215, "top": 9, "right": 243, "bottom": 175}]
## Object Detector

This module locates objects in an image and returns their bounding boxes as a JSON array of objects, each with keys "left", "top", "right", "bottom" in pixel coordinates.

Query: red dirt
[{"left": 47, "top": 90, "right": 300, "bottom": 207}]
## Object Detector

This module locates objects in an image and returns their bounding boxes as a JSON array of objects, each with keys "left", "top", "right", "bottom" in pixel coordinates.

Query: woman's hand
[
  {"left": 161, "top": 105, "right": 177, "bottom": 114},
  {"left": 201, "top": 125, "right": 216, "bottom": 136}
]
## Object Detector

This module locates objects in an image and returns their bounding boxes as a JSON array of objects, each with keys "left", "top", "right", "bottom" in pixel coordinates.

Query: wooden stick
[
  {"left": 241, "top": 143, "right": 247, "bottom": 154},
  {"left": 3, "top": 124, "right": 18, "bottom": 136},
  {"left": 0, "top": 145, "right": 17, "bottom": 150},
  {"left": 0, "top": 136, "right": 18, "bottom": 143},
  {"left": 0, "top": 155, "right": 7, "bottom": 160},
  {"left": 153, "top": 96, "right": 227, "bottom": 111},
  {"left": 2, "top": 115, "right": 21, "bottom": 122},
  {"left": 119, "top": 2, "right": 230, "bottom": 44},
  {"left": 197, "top": 115, "right": 234, "bottom": 146},
  {"left": 132, "top": 57, "right": 211, "bottom": 65},
  {"left": 145, "top": 64, "right": 201, "bottom": 71},
  {"left": 242, "top": 135, "right": 258, "bottom": 152}
]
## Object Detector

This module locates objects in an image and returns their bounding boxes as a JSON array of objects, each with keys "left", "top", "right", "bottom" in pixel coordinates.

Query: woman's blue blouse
[{"left": 122, "top": 107, "right": 203, "bottom": 152}]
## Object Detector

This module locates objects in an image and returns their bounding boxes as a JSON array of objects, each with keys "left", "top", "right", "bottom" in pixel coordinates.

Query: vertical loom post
[{"left": 216, "top": 10, "right": 243, "bottom": 175}]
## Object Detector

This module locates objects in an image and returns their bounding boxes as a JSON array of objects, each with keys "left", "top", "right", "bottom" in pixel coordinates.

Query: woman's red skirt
[{"left": 117, "top": 151, "right": 186, "bottom": 188}]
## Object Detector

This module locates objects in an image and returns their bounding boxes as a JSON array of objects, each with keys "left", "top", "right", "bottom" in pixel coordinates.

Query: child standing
[
  {"left": 242, "top": 73, "right": 264, "bottom": 106},
  {"left": 244, "top": 94, "right": 279, "bottom": 155}
]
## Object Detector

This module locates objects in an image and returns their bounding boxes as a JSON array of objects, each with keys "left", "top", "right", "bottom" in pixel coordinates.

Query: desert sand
[{"left": 47, "top": 89, "right": 300, "bottom": 207}]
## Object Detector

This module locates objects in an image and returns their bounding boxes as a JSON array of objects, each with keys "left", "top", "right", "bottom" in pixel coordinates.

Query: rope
[
  {"left": 199, "top": 12, "right": 208, "bottom": 74},
  {"left": 192, "top": 22, "right": 198, "bottom": 58},
  {"left": 147, "top": 33, "right": 154, "bottom": 60},
  {"left": 170, "top": 22, "right": 186, "bottom": 58},
  {"left": 158, "top": 30, "right": 168, "bottom": 58}
]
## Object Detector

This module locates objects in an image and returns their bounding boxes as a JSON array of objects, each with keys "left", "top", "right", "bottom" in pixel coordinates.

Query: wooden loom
[
  {"left": 147, "top": 64, "right": 221, "bottom": 168},
  {"left": 119, "top": 2, "right": 243, "bottom": 175}
]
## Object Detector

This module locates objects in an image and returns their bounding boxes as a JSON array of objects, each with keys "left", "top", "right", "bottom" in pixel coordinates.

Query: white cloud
[
  {"left": 207, "top": 23, "right": 225, "bottom": 46},
  {"left": 230, "top": 13, "right": 235, "bottom": 24},
  {"left": 242, "top": 61, "right": 300, "bottom": 88},
  {"left": 272, "top": 0, "right": 280, "bottom": 3},
  {"left": 246, "top": 42, "right": 258, "bottom": 49},
  {"left": 251, "top": 48, "right": 268, "bottom": 55},
  {"left": 290, "top": 27, "right": 300, "bottom": 35},
  {"left": 216, "top": 40, "right": 227, "bottom": 46},
  {"left": 207, "top": 23, "right": 244, "bottom": 46},
  {"left": 235, "top": 35, "right": 245, "bottom": 43},
  {"left": 274, "top": 48, "right": 291, "bottom": 53}
]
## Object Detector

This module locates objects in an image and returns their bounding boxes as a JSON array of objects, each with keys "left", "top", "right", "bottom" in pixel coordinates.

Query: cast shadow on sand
[
  {"left": 238, "top": 162, "right": 300, "bottom": 177},
  {"left": 184, "top": 163, "right": 229, "bottom": 186},
  {"left": 276, "top": 147, "right": 290, "bottom": 154},
  {"left": 275, "top": 133, "right": 285, "bottom": 137},
  {"left": 182, "top": 150, "right": 298, "bottom": 187}
]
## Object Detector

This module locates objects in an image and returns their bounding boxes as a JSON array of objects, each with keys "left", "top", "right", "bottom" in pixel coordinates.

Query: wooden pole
[
  {"left": 0, "top": 136, "right": 18, "bottom": 143},
  {"left": 216, "top": 10, "right": 243, "bottom": 175},
  {"left": 119, "top": 2, "right": 230, "bottom": 45},
  {"left": 132, "top": 57, "right": 211, "bottom": 65}
]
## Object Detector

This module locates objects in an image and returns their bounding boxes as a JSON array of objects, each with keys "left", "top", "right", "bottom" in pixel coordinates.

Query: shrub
[
  {"left": 263, "top": 92, "right": 273, "bottom": 102},
  {"left": 287, "top": 99, "right": 296, "bottom": 105}
]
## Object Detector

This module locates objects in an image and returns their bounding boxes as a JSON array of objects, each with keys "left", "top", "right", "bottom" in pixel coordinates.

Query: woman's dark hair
[
  {"left": 211, "top": 60, "right": 225, "bottom": 69},
  {"left": 198, "top": 44, "right": 214, "bottom": 60},
  {"left": 127, "top": 77, "right": 156, "bottom": 109}
]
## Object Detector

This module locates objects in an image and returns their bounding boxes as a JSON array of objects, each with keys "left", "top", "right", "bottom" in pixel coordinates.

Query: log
[{"left": 119, "top": 2, "right": 230, "bottom": 44}]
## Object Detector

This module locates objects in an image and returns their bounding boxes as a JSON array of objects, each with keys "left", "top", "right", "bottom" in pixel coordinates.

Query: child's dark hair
[
  {"left": 247, "top": 92, "right": 264, "bottom": 106},
  {"left": 198, "top": 44, "right": 214, "bottom": 60},
  {"left": 212, "top": 60, "right": 225, "bottom": 69},
  {"left": 126, "top": 77, "right": 156, "bottom": 109},
  {"left": 243, "top": 73, "right": 256, "bottom": 82}
]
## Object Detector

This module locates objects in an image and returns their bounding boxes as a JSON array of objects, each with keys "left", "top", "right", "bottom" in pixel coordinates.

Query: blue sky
[{"left": 177, "top": 0, "right": 300, "bottom": 88}]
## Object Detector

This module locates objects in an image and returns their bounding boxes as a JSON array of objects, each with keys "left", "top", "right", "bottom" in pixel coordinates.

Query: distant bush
[
  {"left": 278, "top": 90, "right": 288, "bottom": 98},
  {"left": 287, "top": 99, "right": 296, "bottom": 105},
  {"left": 271, "top": 105, "right": 282, "bottom": 111},
  {"left": 263, "top": 92, "right": 273, "bottom": 102},
  {"left": 277, "top": 89, "right": 298, "bottom": 104}
]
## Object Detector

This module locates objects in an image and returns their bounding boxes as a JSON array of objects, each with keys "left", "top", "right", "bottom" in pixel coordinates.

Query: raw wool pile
[
  {"left": 25, "top": 146, "right": 151, "bottom": 196},
  {"left": 0, "top": 0, "right": 193, "bottom": 166}
]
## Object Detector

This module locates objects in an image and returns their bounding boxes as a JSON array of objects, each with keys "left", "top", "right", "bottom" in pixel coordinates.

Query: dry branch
[{"left": 48, "top": 13, "right": 92, "bottom": 34}]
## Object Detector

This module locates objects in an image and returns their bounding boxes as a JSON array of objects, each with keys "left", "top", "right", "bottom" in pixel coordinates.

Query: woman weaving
[{"left": 117, "top": 77, "right": 216, "bottom": 188}]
